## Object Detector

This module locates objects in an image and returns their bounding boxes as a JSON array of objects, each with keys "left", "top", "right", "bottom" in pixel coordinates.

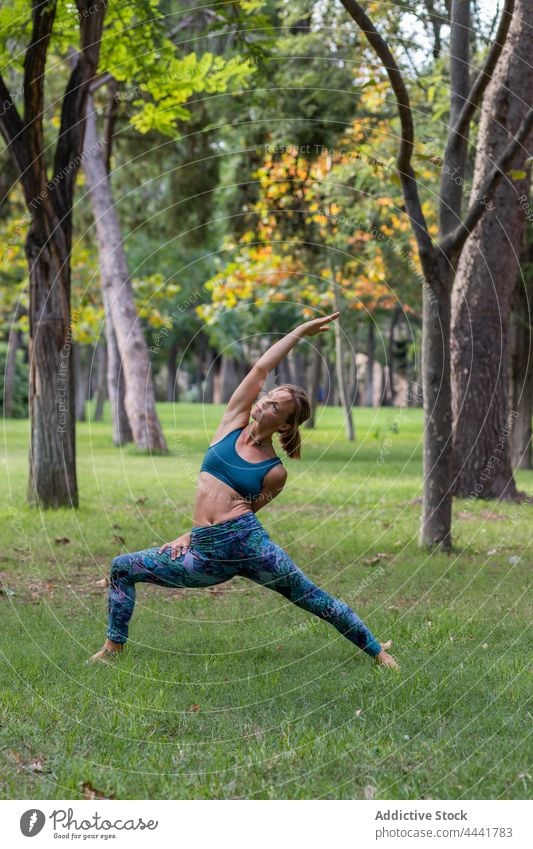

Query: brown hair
[{"left": 274, "top": 383, "right": 311, "bottom": 460}]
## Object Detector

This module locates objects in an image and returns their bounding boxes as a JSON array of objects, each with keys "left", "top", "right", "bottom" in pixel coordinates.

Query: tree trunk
[
  {"left": 26, "top": 231, "right": 78, "bottom": 507},
  {"left": 105, "top": 303, "right": 132, "bottom": 446},
  {"left": 451, "top": 0, "right": 533, "bottom": 500},
  {"left": 3, "top": 326, "right": 21, "bottom": 417},
  {"left": 305, "top": 337, "right": 322, "bottom": 429},
  {"left": 388, "top": 304, "right": 402, "bottom": 405},
  {"left": 203, "top": 347, "right": 217, "bottom": 404},
  {"left": 82, "top": 92, "right": 167, "bottom": 452},
  {"left": 365, "top": 318, "right": 375, "bottom": 406},
  {"left": 323, "top": 356, "right": 336, "bottom": 405},
  {"left": 195, "top": 332, "right": 207, "bottom": 400},
  {"left": 509, "top": 239, "right": 533, "bottom": 469},
  {"left": 73, "top": 342, "right": 87, "bottom": 422},
  {"left": 93, "top": 341, "right": 107, "bottom": 422},
  {"left": 279, "top": 356, "right": 293, "bottom": 385},
  {"left": 380, "top": 362, "right": 391, "bottom": 407},
  {"left": 292, "top": 349, "right": 307, "bottom": 387},
  {"left": 333, "top": 287, "right": 355, "bottom": 439},
  {"left": 421, "top": 255, "right": 453, "bottom": 549},
  {"left": 220, "top": 355, "right": 242, "bottom": 402},
  {"left": 166, "top": 342, "right": 179, "bottom": 402}
]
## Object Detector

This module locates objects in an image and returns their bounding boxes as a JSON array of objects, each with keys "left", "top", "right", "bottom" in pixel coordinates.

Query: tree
[
  {"left": 339, "top": 0, "right": 533, "bottom": 548},
  {"left": 0, "top": 0, "right": 108, "bottom": 507},
  {"left": 82, "top": 82, "right": 167, "bottom": 452},
  {"left": 450, "top": 0, "right": 533, "bottom": 499}
]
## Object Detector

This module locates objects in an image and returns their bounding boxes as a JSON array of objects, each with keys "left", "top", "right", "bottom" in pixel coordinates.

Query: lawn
[{"left": 0, "top": 403, "right": 531, "bottom": 799}]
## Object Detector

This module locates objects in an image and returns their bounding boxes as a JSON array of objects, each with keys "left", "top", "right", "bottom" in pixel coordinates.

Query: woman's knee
[{"left": 110, "top": 554, "right": 131, "bottom": 582}]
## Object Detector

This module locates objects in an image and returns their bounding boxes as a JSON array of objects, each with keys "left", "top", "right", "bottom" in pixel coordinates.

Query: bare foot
[
  {"left": 89, "top": 639, "right": 124, "bottom": 663},
  {"left": 375, "top": 639, "right": 400, "bottom": 670}
]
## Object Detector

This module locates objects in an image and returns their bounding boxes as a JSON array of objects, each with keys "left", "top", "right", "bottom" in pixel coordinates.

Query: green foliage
[{"left": 0, "top": 342, "right": 28, "bottom": 418}]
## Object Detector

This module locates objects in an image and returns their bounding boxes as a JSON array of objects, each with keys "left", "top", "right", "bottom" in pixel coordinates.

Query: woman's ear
[{"left": 277, "top": 422, "right": 293, "bottom": 435}]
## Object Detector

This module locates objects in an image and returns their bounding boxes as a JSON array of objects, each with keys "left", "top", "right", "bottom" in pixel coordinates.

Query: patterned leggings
[{"left": 106, "top": 511, "right": 382, "bottom": 657}]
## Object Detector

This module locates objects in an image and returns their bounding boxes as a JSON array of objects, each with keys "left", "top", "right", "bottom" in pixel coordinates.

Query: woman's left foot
[{"left": 89, "top": 645, "right": 123, "bottom": 664}]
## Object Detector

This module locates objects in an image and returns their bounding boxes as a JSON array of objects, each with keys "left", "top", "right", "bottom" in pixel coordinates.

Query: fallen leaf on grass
[
  {"left": 95, "top": 577, "right": 109, "bottom": 588},
  {"left": 136, "top": 496, "right": 148, "bottom": 504},
  {"left": 4, "top": 749, "right": 48, "bottom": 772},
  {"left": 364, "top": 785, "right": 376, "bottom": 799},
  {"left": 189, "top": 704, "right": 201, "bottom": 712},
  {"left": 363, "top": 552, "right": 391, "bottom": 565},
  {"left": 82, "top": 781, "right": 116, "bottom": 800},
  {"left": 54, "top": 537, "right": 71, "bottom": 545},
  {"left": 355, "top": 709, "right": 363, "bottom": 717}
]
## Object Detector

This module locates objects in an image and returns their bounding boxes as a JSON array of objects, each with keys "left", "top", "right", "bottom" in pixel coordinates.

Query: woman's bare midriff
[
  {"left": 192, "top": 471, "right": 256, "bottom": 527},
  {"left": 192, "top": 422, "right": 279, "bottom": 527}
]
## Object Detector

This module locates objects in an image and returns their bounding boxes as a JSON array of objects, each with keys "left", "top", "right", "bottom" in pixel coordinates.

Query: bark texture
[
  {"left": 509, "top": 237, "right": 533, "bottom": 469},
  {"left": 82, "top": 93, "right": 167, "bottom": 453},
  {"left": 451, "top": 0, "right": 533, "bottom": 499}
]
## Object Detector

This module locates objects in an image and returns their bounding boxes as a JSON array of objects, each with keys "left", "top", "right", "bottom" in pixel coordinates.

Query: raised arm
[{"left": 223, "top": 312, "right": 340, "bottom": 418}]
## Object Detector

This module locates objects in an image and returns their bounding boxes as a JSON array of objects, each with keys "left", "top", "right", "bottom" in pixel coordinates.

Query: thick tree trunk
[
  {"left": 26, "top": 231, "right": 78, "bottom": 507},
  {"left": 451, "top": 0, "right": 533, "bottom": 499},
  {"left": 3, "top": 325, "right": 21, "bottom": 417},
  {"left": 365, "top": 318, "right": 375, "bottom": 406},
  {"left": 509, "top": 240, "right": 533, "bottom": 469},
  {"left": 82, "top": 93, "right": 167, "bottom": 452},
  {"left": 421, "top": 255, "right": 453, "bottom": 549},
  {"left": 93, "top": 341, "right": 107, "bottom": 422}
]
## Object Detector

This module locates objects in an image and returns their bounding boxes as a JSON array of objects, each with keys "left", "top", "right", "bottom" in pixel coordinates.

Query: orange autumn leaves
[{"left": 200, "top": 139, "right": 423, "bottom": 320}]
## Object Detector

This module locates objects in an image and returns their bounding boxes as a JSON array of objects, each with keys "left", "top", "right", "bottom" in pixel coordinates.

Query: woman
[{"left": 90, "top": 311, "right": 399, "bottom": 669}]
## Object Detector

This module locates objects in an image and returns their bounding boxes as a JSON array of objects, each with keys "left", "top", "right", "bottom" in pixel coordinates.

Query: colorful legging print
[{"left": 106, "top": 511, "right": 382, "bottom": 657}]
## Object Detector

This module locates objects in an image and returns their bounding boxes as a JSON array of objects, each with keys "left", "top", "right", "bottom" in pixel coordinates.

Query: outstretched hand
[
  {"left": 375, "top": 639, "right": 400, "bottom": 670},
  {"left": 298, "top": 310, "right": 340, "bottom": 337}
]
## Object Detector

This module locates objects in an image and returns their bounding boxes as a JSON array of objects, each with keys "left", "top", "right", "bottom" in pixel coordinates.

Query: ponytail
[{"left": 275, "top": 383, "right": 311, "bottom": 460}]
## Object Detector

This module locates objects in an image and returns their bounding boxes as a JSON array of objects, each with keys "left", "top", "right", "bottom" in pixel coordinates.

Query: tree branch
[
  {"left": 339, "top": 0, "right": 434, "bottom": 262},
  {"left": 51, "top": 0, "right": 108, "bottom": 219},
  {"left": 22, "top": 0, "right": 57, "bottom": 202},
  {"left": 0, "top": 76, "right": 30, "bottom": 197},
  {"left": 441, "top": 107, "right": 533, "bottom": 257},
  {"left": 439, "top": 0, "right": 471, "bottom": 237},
  {"left": 452, "top": 0, "right": 515, "bottom": 141}
]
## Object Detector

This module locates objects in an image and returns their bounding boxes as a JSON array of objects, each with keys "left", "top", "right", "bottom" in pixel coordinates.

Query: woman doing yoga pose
[{"left": 90, "top": 311, "right": 399, "bottom": 669}]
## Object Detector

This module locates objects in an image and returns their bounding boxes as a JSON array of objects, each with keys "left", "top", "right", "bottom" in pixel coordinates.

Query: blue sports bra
[{"left": 200, "top": 427, "right": 283, "bottom": 499}]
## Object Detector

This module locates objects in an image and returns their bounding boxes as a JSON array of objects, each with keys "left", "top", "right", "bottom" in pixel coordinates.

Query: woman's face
[{"left": 251, "top": 389, "right": 293, "bottom": 428}]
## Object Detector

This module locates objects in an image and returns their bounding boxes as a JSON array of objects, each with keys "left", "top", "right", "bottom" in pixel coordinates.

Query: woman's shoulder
[{"left": 208, "top": 414, "right": 249, "bottom": 447}]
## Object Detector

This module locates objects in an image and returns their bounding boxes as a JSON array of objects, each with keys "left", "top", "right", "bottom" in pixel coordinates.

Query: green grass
[{"left": 0, "top": 402, "right": 531, "bottom": 799}]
